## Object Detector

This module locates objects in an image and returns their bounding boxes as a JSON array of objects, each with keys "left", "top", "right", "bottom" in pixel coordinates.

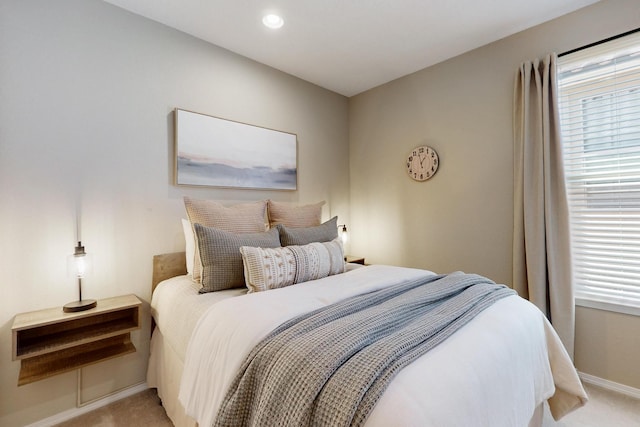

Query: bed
[
  {"left": 148, "top": 256, "right": 587, "bottom": 427},
  {"left": 147, "top": 198, "right": 587, "bottom": 427}
]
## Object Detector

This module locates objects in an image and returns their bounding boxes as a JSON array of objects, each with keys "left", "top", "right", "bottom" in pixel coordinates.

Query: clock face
[{"left": 406, "top": 145, "right": 439, "bottom": 181}]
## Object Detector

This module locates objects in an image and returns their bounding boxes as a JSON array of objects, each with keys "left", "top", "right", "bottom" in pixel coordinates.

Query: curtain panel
[{"left": 513, "top": 54, "right": 575, "bottom": 358}]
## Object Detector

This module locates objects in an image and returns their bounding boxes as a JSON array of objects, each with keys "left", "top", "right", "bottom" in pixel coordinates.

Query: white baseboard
[
  {"left": 25, "top": 382, "right": 148, "bottom": 427},
  {"left": 579, "top": 372, "right": 640, "bottom": 400}
]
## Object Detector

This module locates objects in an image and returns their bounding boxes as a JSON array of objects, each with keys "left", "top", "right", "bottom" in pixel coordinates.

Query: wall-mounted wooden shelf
[
  {"left": 345, "top": 255, "right": 366, "bottom": 265},
  {"left": 11, "top": 294, "right": 141, "bottom": 386}
]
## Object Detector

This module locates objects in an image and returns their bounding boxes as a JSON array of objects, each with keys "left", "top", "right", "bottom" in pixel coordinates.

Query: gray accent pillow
[
  {"left": 194, "top": 224, "right": 281, "bottom": 292},
  {"left": 277, "top": 216, "right": 338, "bottom": 246},
  {"left": 184, "top": 197, "right": 267, "bottom": 284}
]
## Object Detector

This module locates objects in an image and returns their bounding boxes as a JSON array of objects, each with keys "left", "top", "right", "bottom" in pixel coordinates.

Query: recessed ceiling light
[{"left": 262, "top": 14, "right": 284, "bottom": 29}]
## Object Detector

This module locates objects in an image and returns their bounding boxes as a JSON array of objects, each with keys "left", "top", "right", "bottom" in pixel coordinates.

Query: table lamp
[{"left": 63, "top": 241, "right": 96, "bottom": 313}]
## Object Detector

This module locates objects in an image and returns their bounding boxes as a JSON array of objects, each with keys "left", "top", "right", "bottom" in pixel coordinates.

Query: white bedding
[
  {"left": 160, "top": 264, "right": 587, "bottom": 427},
  {"left": 151, "top": 275, "right": 246, "bottom": 361}
]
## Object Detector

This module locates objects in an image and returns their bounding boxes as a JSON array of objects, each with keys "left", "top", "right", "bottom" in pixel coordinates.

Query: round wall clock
[{"left": 406, "top": 145, "right": 439, "bottom": 181}]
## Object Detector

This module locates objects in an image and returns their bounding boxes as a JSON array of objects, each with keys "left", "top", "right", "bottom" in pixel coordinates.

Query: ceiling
[{"left": 103, "top": 0, "right": 599, "bottom": 97}]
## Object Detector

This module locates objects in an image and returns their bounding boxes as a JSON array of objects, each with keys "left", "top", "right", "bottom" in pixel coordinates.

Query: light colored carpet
[
  {"left": 54, "top": 389, "right": 172, "bottom": 427},
  {"left": 55, "top": 382, "right": 639, "bottom": 426},
  {"left": 550, "top": 383, "right": 640, "bottom": 427}
]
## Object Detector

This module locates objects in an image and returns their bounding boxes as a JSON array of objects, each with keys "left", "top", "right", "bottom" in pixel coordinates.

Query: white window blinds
[{"left": 557, "top": 31, "right": 640, "bottom": 310}]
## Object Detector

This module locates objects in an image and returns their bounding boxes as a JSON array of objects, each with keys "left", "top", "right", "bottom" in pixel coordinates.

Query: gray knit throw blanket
[{"left": 214, "top": 272, "right": 516, "bottom": 427}]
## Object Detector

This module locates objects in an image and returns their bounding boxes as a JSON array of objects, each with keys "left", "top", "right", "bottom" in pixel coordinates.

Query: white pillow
[
  {"left": 240, "top": 239, "right": 344, "bottom": 293},
  {"left": 181, "top": 218, "right": 195, "bottom": 276}
]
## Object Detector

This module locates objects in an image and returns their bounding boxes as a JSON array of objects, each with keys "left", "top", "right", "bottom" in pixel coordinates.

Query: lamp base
[{"left": 63, "top": 299, "right": 97, "bottom": 313}]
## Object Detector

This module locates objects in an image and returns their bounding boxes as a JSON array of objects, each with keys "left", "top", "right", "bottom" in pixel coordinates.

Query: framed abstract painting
[{"left": 174, "top": 109, "right": 297, "bottom": 190}]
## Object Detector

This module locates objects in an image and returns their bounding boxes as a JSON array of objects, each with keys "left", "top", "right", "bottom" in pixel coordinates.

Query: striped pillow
[
  {"left": 267, "top": 200, "right": 325, "bottom": 228},
  {"left": 240, "top": 239, "right": 344, "bottom": 293},
  {"left": 184, "top": 197, "right": 267, "bottom": 283}
]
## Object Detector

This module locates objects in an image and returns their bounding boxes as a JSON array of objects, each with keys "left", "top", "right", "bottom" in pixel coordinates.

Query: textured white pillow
[{"left": 240, "top": 239, "right": 344, "bottom": 293}]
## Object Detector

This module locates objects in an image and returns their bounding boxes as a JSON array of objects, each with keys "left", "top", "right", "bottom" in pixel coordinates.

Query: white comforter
[{"left": 177, "top": 265, "right": 587, "bottom": 427}]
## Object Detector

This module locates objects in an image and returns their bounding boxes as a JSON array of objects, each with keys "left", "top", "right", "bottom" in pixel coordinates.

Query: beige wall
[
  {"left": 575, "top": 306, "right": 640, "bottom": 387},
  {"left": 349, "top": 0, "right": 640, "bottom": 390},
  {"left": 0, "top": 1, "right": 349, "bottom": 426},
  {"left": 2, "top": 0, "right": 639, "bottom": 425}
]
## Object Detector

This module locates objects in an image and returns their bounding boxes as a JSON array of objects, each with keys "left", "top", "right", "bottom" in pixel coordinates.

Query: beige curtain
[{"left": 513, "top": 53, "right": 575, "bottom": 358}]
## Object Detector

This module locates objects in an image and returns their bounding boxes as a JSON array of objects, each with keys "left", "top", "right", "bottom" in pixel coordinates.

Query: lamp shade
[
  {"left": 67, "top": 241, "right": 91, "bottom": 278},
  {"left": 63, "top": 241, "right": 96, "bottom": 313},
  {"left": 339, "top": 224, "right": 348, "bottom": 245}
]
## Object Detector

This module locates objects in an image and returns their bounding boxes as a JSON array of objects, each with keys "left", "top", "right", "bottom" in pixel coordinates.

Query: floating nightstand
[
  {"left": 11, "top": 294, "right": 141, "bottom": 386},
  {"left": 345, "top": 255, "right": 365, "bottom": 265}
]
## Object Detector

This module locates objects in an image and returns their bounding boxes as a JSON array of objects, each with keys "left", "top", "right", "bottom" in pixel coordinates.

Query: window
[{"left": 557, "top": 31, "right": 640, "bottom": 314}]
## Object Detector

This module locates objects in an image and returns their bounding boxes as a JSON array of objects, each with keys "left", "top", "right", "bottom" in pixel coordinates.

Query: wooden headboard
[{"left": 152, "top": 252, "right": 187, "bottom": 292}]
